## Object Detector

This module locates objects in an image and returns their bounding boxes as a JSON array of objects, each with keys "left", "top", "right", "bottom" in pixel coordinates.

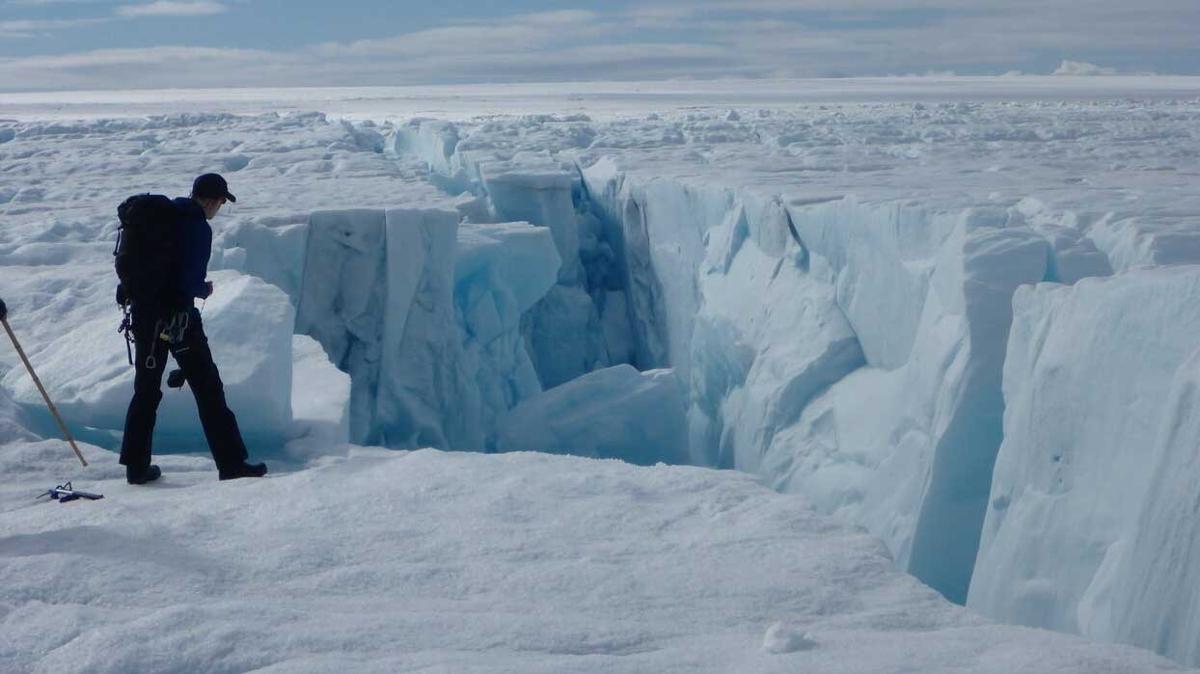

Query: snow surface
[
  {"left": 0, "top": 442, "right": 1185, "bottom": 673},
  {"left": 4, "top": 77, "right": 1200, "bottom": 121},
  {"left": 3, "top": 79, "right": 1200, "bottom": 669}
]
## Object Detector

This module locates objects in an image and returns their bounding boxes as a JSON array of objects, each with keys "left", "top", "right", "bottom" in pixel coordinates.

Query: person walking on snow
[{"left": 120, "top": 173, "right": 267, "bottom": 484}]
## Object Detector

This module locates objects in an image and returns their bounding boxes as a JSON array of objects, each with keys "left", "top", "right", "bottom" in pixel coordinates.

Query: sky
[{"left": 1, "top": 0, "right": 1198, "bottom": 92}]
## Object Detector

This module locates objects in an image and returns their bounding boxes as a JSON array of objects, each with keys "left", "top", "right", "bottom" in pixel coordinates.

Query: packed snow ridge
[{"left": 2, "top": 93, "right": 1200, "bottom": 668}]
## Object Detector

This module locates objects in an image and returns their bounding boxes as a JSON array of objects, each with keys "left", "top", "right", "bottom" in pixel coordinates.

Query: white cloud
[
  {"left": 116, "top": 1, "right": 227, "bottom": 17},
  {"left": 6, "top": 45, "right": 272, "bottom": 68},
  {"left": 4, "top": 0, "right": 115, "bottom": 4},
  {"left": 0, "top": 17, "right": 108, "bottom": 39},
  {"left": 314, "top": 10, "right": 609, "bottom": 59},
  {"left": 1, "top": 1, "right": 230, "bottom": 41},
  {"left": 0, "top": 0, "right": 1195, "bottom": 90},
  {"left": 0, "top": 45, "right": 288, "bottom": 89}
]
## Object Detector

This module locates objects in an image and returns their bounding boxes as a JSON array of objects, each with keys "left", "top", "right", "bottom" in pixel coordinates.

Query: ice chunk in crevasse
[
  {"left": 495, "top": 364, "right": 688, "bottom": 466},
  {"left": 455, "top": 221, "right": 560, "bottom": 440}
]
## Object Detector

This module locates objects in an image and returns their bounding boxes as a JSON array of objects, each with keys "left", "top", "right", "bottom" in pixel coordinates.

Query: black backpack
[{"left": 113, "top": 194, "right": 182, "bottom": 312}]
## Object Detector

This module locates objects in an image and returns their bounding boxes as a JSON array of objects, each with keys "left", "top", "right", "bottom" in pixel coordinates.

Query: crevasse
[
  {"left": 203, "top": 114, "right": 1200, "bottom": 667},
  {"left": 269, "top": 118, "right": 1063, "bottom": 607}
]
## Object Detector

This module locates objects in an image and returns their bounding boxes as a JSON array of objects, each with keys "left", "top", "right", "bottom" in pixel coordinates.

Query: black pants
[{"left": 119, "top": 307, "right": 249, "bottom": 470}]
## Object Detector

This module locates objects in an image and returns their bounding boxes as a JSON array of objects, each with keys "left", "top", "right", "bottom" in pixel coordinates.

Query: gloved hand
[
  {"left": 201, "top": 281, "right": 214, "bottom": 299},
  {"left": 0, "top": 298, "right": 7, "bottom": 322}
]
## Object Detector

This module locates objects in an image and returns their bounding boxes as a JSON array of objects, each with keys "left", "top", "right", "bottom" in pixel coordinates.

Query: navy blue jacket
[{"left": 173, "top": 197, "right": 213, "bottom": 303}]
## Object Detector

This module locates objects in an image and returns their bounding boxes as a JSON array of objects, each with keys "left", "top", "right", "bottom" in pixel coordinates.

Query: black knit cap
[{"left": 192, "top": 173, "right": 237, "bottom": 203}]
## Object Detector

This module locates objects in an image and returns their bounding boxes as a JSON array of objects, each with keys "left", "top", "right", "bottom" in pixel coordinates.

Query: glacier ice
[
  {"left": 376, "top": 208, "right": 479, "bottom": 450},
  {"left": 382, "top": 109, "right": 1169, "bottom": 610},
  {"left": 969, "top": 266, "right": 1200, "bottom": 655},
  {"left": 481, "top": 163, "right": 616, "bottom": 388},
  {"left": 293, "top": 208, "right": 389, "bottom": 444},
  {"left": 575, "top": 163, "right": 1052, "bottom": 603},
  {"left": 690, "top": 201, "right": 864, "bottom": 470},
  {"left": 211, "top": 219, "right": 309, "bottom": 299},
  {"left": 455, "top": 221, "right": 560, "bottom": 443},
  {"left": 1110, "top": 343, "right": 1200, "bottom": 664},
  {"left": 295, "top": 208, "right": 481, "bottom": 449},
  {"left": 481, "top": 167, "right": 582, "bottom": 284},
  {"left": 496, "top": 365, "right": 687, "bottom": 466}
]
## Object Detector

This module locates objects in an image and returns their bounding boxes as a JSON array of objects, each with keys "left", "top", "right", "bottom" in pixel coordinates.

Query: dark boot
[
  {"left": 127, "top": 464, "right": 162, "bottom": 485},
  {"left": 219, "top": 462, "right": 267, "bottom": 481}
]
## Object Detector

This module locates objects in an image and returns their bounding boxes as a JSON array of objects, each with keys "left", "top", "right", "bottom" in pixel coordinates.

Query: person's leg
[
  {"left": 119, "top": 317, "right": 169, "bottom": 470},
  {"left": 170, "top": 309, "right": 250, "bottom": 470}
]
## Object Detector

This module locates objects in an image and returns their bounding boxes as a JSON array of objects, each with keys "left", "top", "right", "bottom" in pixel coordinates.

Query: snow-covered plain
[
  {"left": 3, "top": 78, "right": 1200, "bottom": 671},
  {"left": 3, "top": 444, "right": 1183, "bottom": 673}
]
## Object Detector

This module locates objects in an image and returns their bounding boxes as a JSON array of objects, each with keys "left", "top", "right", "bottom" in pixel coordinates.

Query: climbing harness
[
  {"left": 157, "top": 310, "right": 189, "bottom": 346},
  {"left": 119, "top": 309, "right": 191, "bottom": 371}
]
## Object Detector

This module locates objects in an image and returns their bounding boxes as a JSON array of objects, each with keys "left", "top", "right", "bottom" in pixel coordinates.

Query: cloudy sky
[{"left": 1, "top": 0, "right": 1198, "bottom": 92}]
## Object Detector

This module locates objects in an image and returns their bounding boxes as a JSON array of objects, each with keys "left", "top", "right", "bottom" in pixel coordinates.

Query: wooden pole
[{"left": 1, "top": 317, "right": 87, "bottom": 467}]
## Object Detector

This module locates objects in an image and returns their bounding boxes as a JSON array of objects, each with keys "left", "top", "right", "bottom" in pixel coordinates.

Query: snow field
[
  {"left": 4, "top": 77, "right": 1200, "bottom": 122},
  {"left": 3, "top": 86, "right": 1200, "bottom": 667},
  {"left": 0, "top": 442, "right": 1186, "bottom": 673}
]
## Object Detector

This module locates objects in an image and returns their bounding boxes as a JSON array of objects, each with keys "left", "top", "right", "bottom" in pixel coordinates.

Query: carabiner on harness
[
  {"left": 117, "top": 303, "right": 135, "bottom": 366},
  {"left": 158, "top": 310, "right": 189, "bottom": 345}
]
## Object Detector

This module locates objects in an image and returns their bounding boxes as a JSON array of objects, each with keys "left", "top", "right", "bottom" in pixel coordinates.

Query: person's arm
[
  {"left": 185, "top": 247, "right": 211, "bottom": 299},
  {"left": 176, "top": 216, "right": 211, "bottom": 301},
  {"left": 190, "top": 221, "right": 214, "bottom": 300},
  {"left": 190, "top": 272, "right": 212, "bottom": 299}
]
